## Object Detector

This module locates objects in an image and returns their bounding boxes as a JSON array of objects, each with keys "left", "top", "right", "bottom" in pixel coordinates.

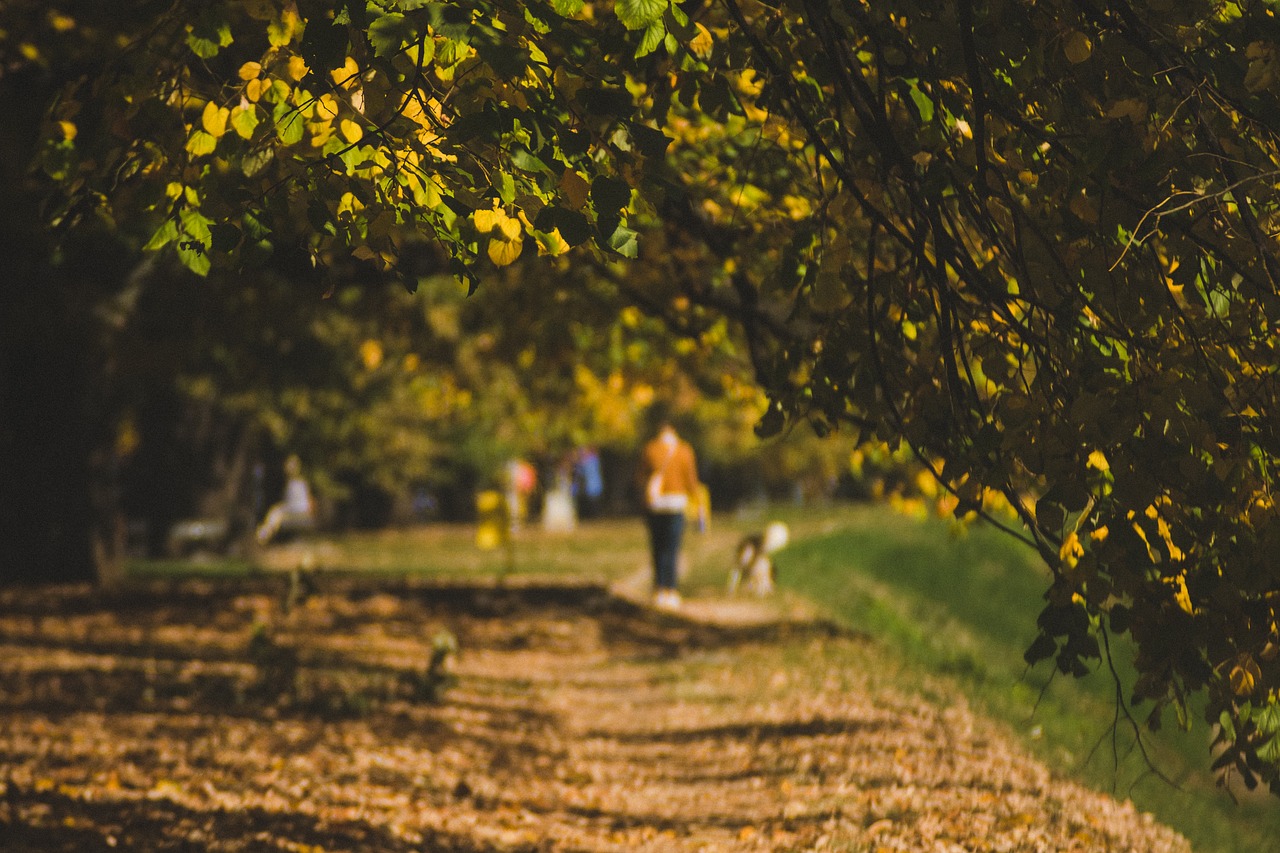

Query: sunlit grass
[{"left": 774, "top": 503, "right": 1280, "bottom": 853}]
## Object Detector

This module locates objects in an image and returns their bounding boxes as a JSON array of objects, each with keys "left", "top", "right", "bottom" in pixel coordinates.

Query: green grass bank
[{"left": 771, "top": 504, "right": 1280, "bottom": 853}]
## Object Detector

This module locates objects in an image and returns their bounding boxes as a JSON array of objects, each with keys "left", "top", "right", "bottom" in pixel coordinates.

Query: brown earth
[{"left": 0, "top": 575, "right": 1191, "bottom": 852}]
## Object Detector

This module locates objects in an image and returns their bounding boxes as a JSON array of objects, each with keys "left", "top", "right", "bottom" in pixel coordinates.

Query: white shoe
[{"left": 654, "top": 590, "right": 682, "bottom": 611}]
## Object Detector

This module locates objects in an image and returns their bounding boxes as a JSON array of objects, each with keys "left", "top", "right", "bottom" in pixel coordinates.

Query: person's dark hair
[{"left": 644, "top": 401, "right": 675, "bottom": 435}]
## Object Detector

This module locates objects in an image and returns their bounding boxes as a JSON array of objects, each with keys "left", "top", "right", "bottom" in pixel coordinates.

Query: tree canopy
[{"left": 11, "top": 0, "right": 1280, "bottom": 792}]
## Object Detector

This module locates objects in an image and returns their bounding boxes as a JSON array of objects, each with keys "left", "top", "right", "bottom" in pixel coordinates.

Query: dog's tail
[{"left": 730, "top": 538, "right": 759, "bottom": 594}]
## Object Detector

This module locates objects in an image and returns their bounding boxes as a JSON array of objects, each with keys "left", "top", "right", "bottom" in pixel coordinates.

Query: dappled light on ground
[{"left": 1, "top": 578, "right": 1188, "bottom": 851}]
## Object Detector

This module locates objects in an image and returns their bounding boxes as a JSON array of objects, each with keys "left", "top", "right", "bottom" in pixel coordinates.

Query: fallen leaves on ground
[{"left": 0, "top": 576, "right": 1190, "bottom": 851}]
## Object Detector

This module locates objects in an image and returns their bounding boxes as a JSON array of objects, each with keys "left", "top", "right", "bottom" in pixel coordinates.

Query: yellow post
[{"left": 475, "top": 489, "right": 515, "bottom": 574}]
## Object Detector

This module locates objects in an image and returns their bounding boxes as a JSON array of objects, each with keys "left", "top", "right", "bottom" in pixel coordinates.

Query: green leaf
[
  {"left": 497, "top": 172, "right": 516, "bottom": 205},
  {"left": 180, "top": 208, "right": 214, "bottom": 246},
  {"left": 663, "top": 4, "right": 695, "bottom": 38},
  {"left": 606, "top": 223, "right": 638, "bottom": 257},
  {"left": 636, "top": 22, "right": 665, "bottom": 58},
  {"left": 185, "top": 130, "right": 218, "bottom": 156},
  {"left": 241, "top": 211, "right": 270, "bottom": 240},
  {"left": 551, "top": 0, "right": 585, "bottom": 16},
  {"left": 1259, "top": 735, "right": 1280, "bottom": 764},
  {"left": 1255, "top": 702, "right": 1280, "bottom": 734},
  {"left": 231, "top": 107, "right": 260, "bottom": 140},
  {"left": 143, "top": 219, "right": 180, "bottom": 252},
  {"left": 509, "top": 147, "right": 549, "bottom": 173},
  {"left": 242, "top": 147, "right": 274, "bottom": 177},
  {"left": 907, "top": 82, "right": 934, "bottom": 123},
  {"left": 277, "top": 114, "right": 306, "bottom": 145},
  {"left": 369, "top": 13, "right": 413, "bottom": 58},
  {"left": 176, "top": 241, "right": 212, "bottom": 276},
  {"left": 188, "top": 10, "right": 233, "bottom": 59},
  {"left": 615, "top": 0, "right": 666, "bottom": 31}
]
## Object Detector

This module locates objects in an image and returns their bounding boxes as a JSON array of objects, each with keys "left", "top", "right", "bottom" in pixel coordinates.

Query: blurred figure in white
[{"left": 256, "top": 454, "right": 314, "bottom": 545}]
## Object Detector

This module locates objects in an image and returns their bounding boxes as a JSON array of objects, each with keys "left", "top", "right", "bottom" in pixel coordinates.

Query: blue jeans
[{"left": 646, "top": 511, "right": 685, "bottom": 590}]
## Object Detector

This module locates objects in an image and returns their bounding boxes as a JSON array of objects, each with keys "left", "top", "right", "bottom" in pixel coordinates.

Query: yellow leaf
[
  {"left": 690, "top": 23, "right": 714, "bottom": 59},
  {"left": 1087, "top": 449, "right": 1109, "bottom": 471},
  {"left": 245, "top": 78, "right": 267, "bottom": 103},
  {"left": 1059, "top": 531, "right": 1084, "bottom": 568},
  {"left": 1157, "top": 516, "right": 1185, "bottom": 562},
  {"left": 337, "top": 191, "right": 364, "bottom": 216},
  {"left": 498, "top": 217, "right": 522, "bottom": 241},
  {"left": 238, "top": 60, "right": 262, "bottom": 81},
  {"left": 1132, "top": 521, "right": 1160, "bottom": 563},
  {"left": 332, "top": 56, "right": 361, "bottom": 88},
  {"left": 201, "top": 101, "right": 230, "bottom": 138},
  {"left": 339, "top": 119, "right": 363, "bottom": 143},
  {"left": 1231, "top": 655, "right": 1261, "bottom": 696},
  {"left": 474, "top": 207, "right": 507, "bottom": 233},
  {"left": 1165, "top": 572, "right": 1194, "bottom": 614},
  {"left": 1064, "top": 31, "right": 1093, "bottom": 64},
  {"left": 315, "top": 93, "right": 339, "bottom": 121},
  {"left": 285, "top": 55, "right": 309, "bottom": 81},
  {"left": 488, "top": 235, "right": 523, "bottom": 266},
  {"left": 58, "top": 120, "right": 77, "bottom": 141}
]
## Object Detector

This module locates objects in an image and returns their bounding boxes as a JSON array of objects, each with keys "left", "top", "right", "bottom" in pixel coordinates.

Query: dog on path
[{"left": 729, "top": 521, "right": 790, "bottom": 596}]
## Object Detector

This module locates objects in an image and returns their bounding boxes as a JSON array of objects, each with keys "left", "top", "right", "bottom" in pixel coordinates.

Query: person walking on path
[{"left": 636, "top": 415, "right": 701, "bottom": 611}]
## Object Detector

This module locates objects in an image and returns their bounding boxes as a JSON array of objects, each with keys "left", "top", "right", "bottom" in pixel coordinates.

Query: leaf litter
[{"left": 0, "top": 576, "right": 1190, "bottom": 851}]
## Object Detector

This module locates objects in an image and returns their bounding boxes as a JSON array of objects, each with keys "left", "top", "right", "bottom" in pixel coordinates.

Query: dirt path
[{"left": 0, "top": 577, "right": 1190, "bottom": 852}]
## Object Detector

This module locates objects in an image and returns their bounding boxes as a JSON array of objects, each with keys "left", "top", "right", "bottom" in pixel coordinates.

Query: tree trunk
[{"left": 0, "top": 263, "right": 101, "bottom": 586}]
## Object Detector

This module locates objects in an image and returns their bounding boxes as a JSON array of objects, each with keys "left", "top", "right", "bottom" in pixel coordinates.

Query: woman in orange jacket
[{"left": 636, "top": 416, "right": 702, "bottom": 611}]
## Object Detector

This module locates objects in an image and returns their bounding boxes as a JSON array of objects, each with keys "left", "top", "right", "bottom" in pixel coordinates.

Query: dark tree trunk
[
  {"left": 0, "top": 61, "right": 96, "bottom": 585},
  {"left": 0, "top": 254, "right": 101, "bottom": 586}
]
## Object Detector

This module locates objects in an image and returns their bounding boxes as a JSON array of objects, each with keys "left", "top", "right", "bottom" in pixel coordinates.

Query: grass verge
[{"left": 773, "top": 503, "right": 1280, "bottom": 853}]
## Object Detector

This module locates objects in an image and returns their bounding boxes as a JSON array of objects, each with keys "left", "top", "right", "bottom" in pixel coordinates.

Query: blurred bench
[{"left": 166, "top": 518, "right": 231, "bottom": 558}]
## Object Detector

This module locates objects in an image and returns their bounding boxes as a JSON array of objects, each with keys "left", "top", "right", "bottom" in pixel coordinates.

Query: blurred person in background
[
  {"left": 256, "top": 454, "right": 314, "bottom": 545},
  {"left": 636, "top": 413, "right": 701, "bottom": 611}
]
